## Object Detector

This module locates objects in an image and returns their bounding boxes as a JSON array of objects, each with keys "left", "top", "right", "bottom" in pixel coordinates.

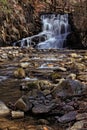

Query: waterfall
[
  {"left": 13, "top": 14, "right": 71, "bottom": 49},
  {"left": 37, "top": 14, "right": 71, "bottom": 49}
]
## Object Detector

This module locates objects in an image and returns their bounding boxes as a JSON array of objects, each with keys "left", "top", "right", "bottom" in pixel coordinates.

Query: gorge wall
[{"left": 0, "top": 0, "right": 87, "bottom": 49}]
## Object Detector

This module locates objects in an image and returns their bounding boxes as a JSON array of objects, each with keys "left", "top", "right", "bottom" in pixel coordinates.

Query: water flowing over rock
[
  {"left": 37, "top": 14, "right": 71, "bottom": 49},
  {"left": 0, "top": 47, "right": 87, "bottom": 130},
  {"left": 14, "top": 14, "right": 71, "bottom": 49}
]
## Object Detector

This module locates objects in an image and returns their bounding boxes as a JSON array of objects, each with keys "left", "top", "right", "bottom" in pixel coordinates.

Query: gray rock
[
  {"left": 0, "top": 101, "right": 10, "bottom": 117},
  {"left": 32, "top": 103, "right": 55, "bottom": 114},
  {"left": 53, "top": 79, "right": 85, "bottom": 98},
  {"left": 62, "top": 104, "right": 74, "bottom": 112},
  {"left": 58, "top": 111, "right": 77, "bottom": 123}
]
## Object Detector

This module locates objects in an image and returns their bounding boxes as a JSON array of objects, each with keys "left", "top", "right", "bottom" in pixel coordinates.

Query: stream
[{"left": 0, "top": 47, "right": 87, "bottom": 130}]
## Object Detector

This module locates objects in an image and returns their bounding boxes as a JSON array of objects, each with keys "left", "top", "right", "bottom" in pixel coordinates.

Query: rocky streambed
[{"left": 0, "top": 47, "right": 87, "bottom": 130}]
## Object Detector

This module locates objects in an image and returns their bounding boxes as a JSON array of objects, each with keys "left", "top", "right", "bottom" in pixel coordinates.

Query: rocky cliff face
[{"left": 0, "top": 0, "right": 87, "bottom": 48}]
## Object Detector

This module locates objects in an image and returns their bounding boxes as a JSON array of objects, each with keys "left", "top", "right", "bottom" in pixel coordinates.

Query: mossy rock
[
  {"left": 50, "top": 72, "right": 62, "bottom": 81},
  {"left": 27, "top": 80, "right": 52, "bottom": 91},
  {"left": 14, "top": 68, "right": 25, "bottom": 78}
]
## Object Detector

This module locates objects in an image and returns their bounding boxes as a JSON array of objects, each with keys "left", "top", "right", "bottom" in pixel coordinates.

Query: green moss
[
  {"left": 50, "top": 72, "right": 61, "bottom": 81},
  {"left": 0, "top": 0, "right": 7, "bottom": 5},
  {"left": 0, "top": 0, "right": 12, "bottom": 14}
]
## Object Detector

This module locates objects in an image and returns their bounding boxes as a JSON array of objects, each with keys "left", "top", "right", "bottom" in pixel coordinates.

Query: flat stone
[
  {"left": 32, "top": 103, "right": 55, "bottom": 114},
  {"left": 58, "top": 111, "right": 77, "bottom": 123}
]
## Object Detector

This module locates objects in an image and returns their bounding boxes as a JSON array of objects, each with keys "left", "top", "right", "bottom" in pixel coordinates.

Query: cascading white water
[
  {"left": 37, "top": 14, "right": 71, "bottom": 49},
  {"left": 13, "top": 14, "right": 71, "bottom": 49}
]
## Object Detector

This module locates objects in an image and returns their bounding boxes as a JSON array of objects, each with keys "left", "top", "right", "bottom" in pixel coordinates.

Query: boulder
[{"left": 53, "top": 79, "right": 85, "bottom": 98}]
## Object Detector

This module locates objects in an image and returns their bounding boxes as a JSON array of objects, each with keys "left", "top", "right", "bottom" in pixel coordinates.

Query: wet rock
[
  {"left": 0, "top": 101, "right": 10, "bottom": 117},
  {"left": 32, "top": 103, "right": 55, "bottom": 114},
  {"left": 58, "top": 111, "right": 77, "bottom": 123},
  {"left": 1, "top": 54, "right": 8, "bottom": 59},
  {"left": 14, "top": 68, "right": 26, "bottom": 78},
  {"left": 67, "top": 120, "right": 87, "bottom": 130},
  {"left": 76, "top": 113, "right": 87, "bottom": 121},
  {"left": 15, "top": 96, "right": 32, "bottom": 112},
  {"left": 53, "top": 79, "right": 85, "bottom": 98},
  {"left": 67, "top": 73, "right": 76, "bottom": 80},
  {"left": 71, "top": 62, "right": 86, "bottom": 71},
  {"left": 20, "top": 62, "right": 30, "bottom": 68},
  {"left": 26, "top": 80, "right": 52, "bottom": 91},
  {"left": 77, "top": 74, "right": 87, "bottom": 82},
  {"left": 69, "top": 53, "right": 78, "bottom": 58},
  {"left": 11, "top": 111, "right": 24, "bottom": 119},
  {"left": 50, "top": 72, "right": 62, "bottom": 82},
  {"left": 55, "top": 66, "right": 67, "bottom": 72},
  {"left": 35, "top": 80, "right": 52, "bottom": 90},
  {"left": 76, "top": 63, "right": 86, "bottom": 71}
]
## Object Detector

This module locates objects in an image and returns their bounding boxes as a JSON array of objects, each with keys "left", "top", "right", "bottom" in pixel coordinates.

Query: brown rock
[{"left": 14, "top": 68, "right": 25, "bottom": 78}]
